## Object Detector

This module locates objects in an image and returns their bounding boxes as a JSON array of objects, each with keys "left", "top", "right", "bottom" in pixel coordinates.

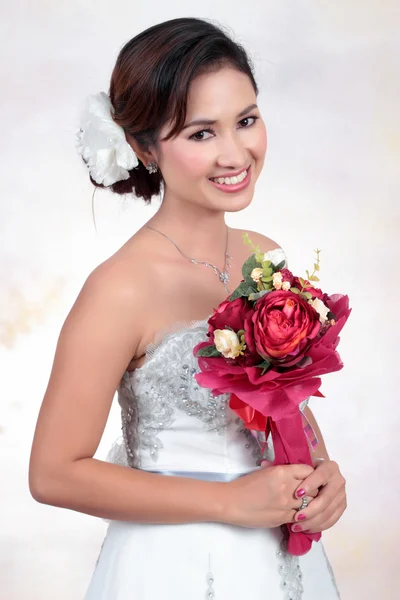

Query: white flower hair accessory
[{"left": 76, "top": 92, "right": 139, "bottom": 187}]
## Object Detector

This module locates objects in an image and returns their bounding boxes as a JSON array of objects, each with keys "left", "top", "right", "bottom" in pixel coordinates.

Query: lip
[
  {"left": 210, "top": 165, "right": 250, "bottom": 179},
  {"left": 209, "top": 165, "right": 251, "bottom": 194}
]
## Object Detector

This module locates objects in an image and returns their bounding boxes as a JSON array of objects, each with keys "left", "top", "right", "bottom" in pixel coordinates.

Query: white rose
[
  {"left": 263, "top": 248, "right": 287, "bottom": 268},
  {"left": 272, "top": 271, "right": 283, "bottom": 290},
  {"left": 311, "top": 298, "right": 330, "bottom": 324},
  {"left": 214, "top": 329, "right": 242, "bottom": 359},
  {"left": 282, "top": 281, "right": 291, "bottom": 291},
  {"left": 251, "top": 267, "right": 263, "bottom": 282}
]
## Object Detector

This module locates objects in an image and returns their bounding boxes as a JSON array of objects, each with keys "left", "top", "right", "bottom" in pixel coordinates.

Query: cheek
[
  {"left": 160, "top": 141, "right": 211, "bottom": 179},
  {"left": 254, "top": 122, "right": 267, "bottom": 158}
]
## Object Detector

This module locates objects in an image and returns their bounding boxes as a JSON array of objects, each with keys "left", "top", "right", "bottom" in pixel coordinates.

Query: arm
[
  {"left": 29, "top": 264, "right": 226, "bottom": 524},
  {"left": 29, "top": 255, "right": 320, "bottom": 530}
]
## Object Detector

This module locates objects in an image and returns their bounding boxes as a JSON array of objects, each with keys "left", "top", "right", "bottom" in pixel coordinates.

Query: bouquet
[{"left": 194, "top": 234, "right": 351, "bottom": 556}]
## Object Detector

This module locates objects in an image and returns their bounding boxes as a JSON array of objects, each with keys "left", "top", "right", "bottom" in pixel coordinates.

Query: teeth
[{"left": 212, "top": 169, "right": 248, "bottom": 185}]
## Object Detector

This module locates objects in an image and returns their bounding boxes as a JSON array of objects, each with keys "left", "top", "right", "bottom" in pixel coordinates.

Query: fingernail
[
  {"left": 292, "top": 524, "right": 302, "bottom": 532},
  {"left": 297, "top": 514, "right": 307, "bottom": 521},
  {"left": 296, "top": 489, "right": 306, "bottom": 498}
]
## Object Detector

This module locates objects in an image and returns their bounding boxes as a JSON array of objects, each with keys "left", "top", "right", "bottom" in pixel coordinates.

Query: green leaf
[
  {"left": 229, "top": 281, "right": 256, "bottom": 301},
  {"left": 262, "top": 260, "right": 272, "bottom": 269},
  {"left": 255, "top": 359, "right": 272, "bottom": 375},
  {"left": 290, "top": 287, "right": 300, "bottom": 294},
  {"left": 306, "top": 270, "right": 310, "bottom": 279},
  {"left": 274, "top": 260, "right": 286, "bottom": 271},
  {"left": 302, "top": 291, "right": 313, "bottom": 300},
  {"left": 196, "top": 346, "right": 222, "bottom": 358},
  {"left": 309, "top": 275, "right": 320, "bottom": 282},
  {"left": 261, "top": 276, "right": 273, "bottom": 283},
  {"left": 255, "top": 252, "right": 265, "bottom": 263},
  {"left": 249, "top": 289, "right": 272, "bottom": 301},
  {"left": 242, "top": 232, "right": 261, "bottom": 254},
  {"left": 298, "top": 277, "right": 306, "bottom": 287},
  {"left": 314, "top": 263, "right": 320, "bottom": 271},
  {"left": 241, "top": 254, "right": 259, "bottom": 281}
]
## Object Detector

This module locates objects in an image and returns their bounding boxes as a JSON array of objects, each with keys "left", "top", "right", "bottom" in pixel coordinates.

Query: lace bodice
[{"left": 114, "top": 319, "right": 308, "bottom": 474}]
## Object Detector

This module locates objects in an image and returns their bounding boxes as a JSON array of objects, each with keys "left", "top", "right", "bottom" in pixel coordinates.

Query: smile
[
  {"left": 210, "top": 168, "right": 248, "bottom": 185},
  {"left": 209, "top": 166, "right": 251, "bottom": 193}
]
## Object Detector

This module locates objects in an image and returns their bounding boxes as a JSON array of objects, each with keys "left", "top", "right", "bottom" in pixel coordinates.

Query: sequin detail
[
  {"left": 119, "top": 325, "right": 231, "bottom": 466},
  {"left": 119, "top": 373, "right": 175, "bottom": 467},
  {"left": 277, "top": 541, "right": 304, "bottom": 600},
  {"left": 206, "top": 554, "right": 215, "bottom": 599}
]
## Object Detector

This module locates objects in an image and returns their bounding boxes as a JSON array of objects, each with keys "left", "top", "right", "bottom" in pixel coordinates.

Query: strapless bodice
[{"left": 114, "top": 320, "right": 308, "bottom": 475}]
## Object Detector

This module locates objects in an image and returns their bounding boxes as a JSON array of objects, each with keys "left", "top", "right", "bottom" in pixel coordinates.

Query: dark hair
[{"left": 91, "top": 17, "right": 258, "bottom": 202}]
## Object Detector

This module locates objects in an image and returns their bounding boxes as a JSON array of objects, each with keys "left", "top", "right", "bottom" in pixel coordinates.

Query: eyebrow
[{"left": 182, "top": 103, "right": 259, "bottom": 130}]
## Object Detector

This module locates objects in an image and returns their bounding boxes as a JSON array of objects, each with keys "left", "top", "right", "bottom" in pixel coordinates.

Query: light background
[{"left": 1, "top": 1, "right": 399, "bottom": 599}]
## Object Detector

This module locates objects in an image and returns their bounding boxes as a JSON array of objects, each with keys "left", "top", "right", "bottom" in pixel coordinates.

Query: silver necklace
[{"left": 146, "top": 224, "right": 232, "bottom": 292}]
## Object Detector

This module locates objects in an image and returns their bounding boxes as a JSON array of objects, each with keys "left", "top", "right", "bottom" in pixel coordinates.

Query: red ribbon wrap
[{"left": 229, "top": 394, "right": 321, "bottom": 555}]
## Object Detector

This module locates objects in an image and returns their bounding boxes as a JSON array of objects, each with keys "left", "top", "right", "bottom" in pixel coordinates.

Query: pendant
[{"left": 219, "top": 272, "right": 230, "bottom": 285}]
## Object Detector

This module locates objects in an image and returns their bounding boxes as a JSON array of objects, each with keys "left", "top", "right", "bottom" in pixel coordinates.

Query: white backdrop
[{"left": 1, "top": 2, "right": 399, "bottom": 599}]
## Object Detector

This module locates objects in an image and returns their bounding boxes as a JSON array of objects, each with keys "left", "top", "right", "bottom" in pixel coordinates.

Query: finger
[
  {"left": 292, "top": 484, "right": 340, "bottom": 525},
  {"left": 292, "top": 490, "right": 346, "bottom": 530},
  {"left": 289, "top": 496, "right": 314, "bottom": 523},
  {"left": 305, "top": 501, "right": 347, "bottom": 533},
  {"left": 292, "top": 464, "right": 315, "bottom": 480},
  {"left": 294, "top": 461, "right": 336, "bottom": 499}
]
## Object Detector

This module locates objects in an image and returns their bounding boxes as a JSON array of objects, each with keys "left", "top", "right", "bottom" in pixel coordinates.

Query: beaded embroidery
[
  {"left": 118, "top": 323, "right": 311, "bottom": 468},
  {"left": 277, "top": 540, "right": 304, "bottom": 600},
  {"left": 118, "top": 324, "right": 232, "bottom": 466}
]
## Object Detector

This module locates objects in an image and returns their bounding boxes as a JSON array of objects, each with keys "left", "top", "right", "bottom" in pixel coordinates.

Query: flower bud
[{"left": 214, "top": 329, "right": 242, "bottom": 359}]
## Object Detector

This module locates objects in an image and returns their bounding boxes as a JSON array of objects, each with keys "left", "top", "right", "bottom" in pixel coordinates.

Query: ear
[{"left": 125, "top": 133, "right": 157, "bottom": 167}]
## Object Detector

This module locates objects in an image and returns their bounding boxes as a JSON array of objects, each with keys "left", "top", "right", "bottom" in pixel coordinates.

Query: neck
[{"left": 147, "top": 194, "right": 228, "bottom": 261}]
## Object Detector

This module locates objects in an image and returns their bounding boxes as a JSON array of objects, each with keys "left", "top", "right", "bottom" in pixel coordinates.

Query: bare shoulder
[
  {"left": 230, "top": 227, "right": 282, "bottom": 261},
  {"left": 75, "top": 231, "right": 154, "bottom": 316},
  {"left": 241, "top": 229, "right": 282, "bottom": 252},
  {"left": 63, "top": 230, "right": 159, "bottom": 360}
]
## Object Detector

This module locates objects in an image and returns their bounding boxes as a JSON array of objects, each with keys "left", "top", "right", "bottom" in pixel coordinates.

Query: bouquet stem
[{"left": 268, "top": 413, "right": 322, "bottom": 555}]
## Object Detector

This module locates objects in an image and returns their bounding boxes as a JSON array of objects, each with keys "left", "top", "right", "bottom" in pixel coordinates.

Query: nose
[{"left": 216, "top": 132, "right": 249, "bottom": 169}]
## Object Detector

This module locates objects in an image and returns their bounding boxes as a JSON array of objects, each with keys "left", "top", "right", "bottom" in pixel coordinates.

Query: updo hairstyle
[{"left": 90, "top": 17, "right": 258, "bottom": 202}]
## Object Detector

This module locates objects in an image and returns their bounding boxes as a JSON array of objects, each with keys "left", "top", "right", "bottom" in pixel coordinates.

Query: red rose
[
  {"left": 246, "top": 291, "right": 321, "bottom": 364},
  {"left": 207, "top": 297, "right": 254, "bottom": 336},
  {"left": 279, "top": 268, "right": 295, "bottom": 286}
]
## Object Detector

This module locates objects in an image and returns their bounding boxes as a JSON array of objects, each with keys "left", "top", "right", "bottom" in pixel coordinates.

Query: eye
[
  {"left": 189, "top": 129, "right": 214, "bottom": 142},
  {"left": 238, "top": 115, "right": 259, "bottom": 128}
]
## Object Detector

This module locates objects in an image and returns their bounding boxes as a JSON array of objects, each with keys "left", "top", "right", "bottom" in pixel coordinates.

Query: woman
[{"left": 29, "top": 17, "right": 346, "bottom": 599}]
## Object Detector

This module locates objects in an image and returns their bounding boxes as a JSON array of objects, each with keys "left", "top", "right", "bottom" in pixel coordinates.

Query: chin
[{"left": 211, "top": 186, "right": 255, "bottom": 213}]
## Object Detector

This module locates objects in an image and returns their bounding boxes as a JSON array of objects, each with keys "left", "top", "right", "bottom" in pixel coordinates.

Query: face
[{"left": 155, "top": 67, "right": 267, "bottom": 213}]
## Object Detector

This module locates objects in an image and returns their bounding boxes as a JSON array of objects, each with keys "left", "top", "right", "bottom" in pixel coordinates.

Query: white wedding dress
[{"left": 85, "top": 320, "right": 341, "bottom": 599}]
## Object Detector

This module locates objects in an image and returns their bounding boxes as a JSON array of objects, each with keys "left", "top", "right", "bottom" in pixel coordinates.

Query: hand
[
  {"left": 291, "top": 459, "right": 347, "bottom": 534},
  {"left": 222, "top": 463, "right": 317, "bottom": 529}
]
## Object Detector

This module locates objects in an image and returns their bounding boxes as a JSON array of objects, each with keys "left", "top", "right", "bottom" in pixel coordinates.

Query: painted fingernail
[
  {"left": 297, "top": 514, "right": 307, "bottom": 521},
  {"left": 292, "top": 524, "right": 302, "bottom": 532},
  {"left": 296, "top": 489, "right": 306, "bottom": 498}
]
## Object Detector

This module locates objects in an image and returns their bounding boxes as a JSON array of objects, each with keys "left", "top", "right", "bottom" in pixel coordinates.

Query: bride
[{"left": 29, "top": 17, "right": 346, "bottom": 599}]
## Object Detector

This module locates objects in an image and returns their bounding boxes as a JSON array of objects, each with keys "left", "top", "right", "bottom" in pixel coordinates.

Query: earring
[{"left": 146, "top": 162, "right": 158, "bottom": 174}]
